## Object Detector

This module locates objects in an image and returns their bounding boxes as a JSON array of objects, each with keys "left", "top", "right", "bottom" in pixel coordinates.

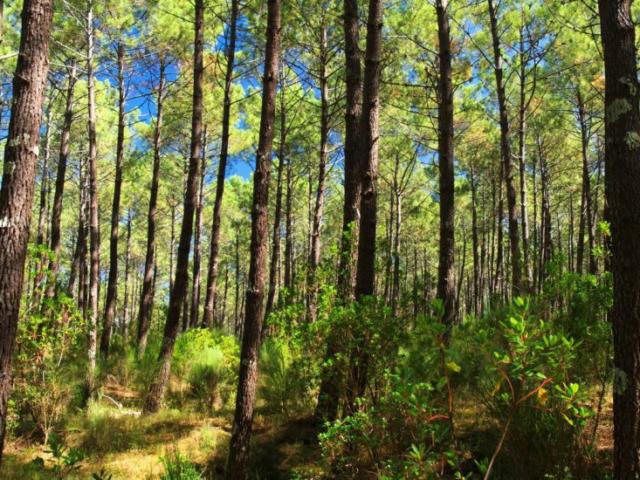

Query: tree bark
[
  {"left": 47, "top": 61, "right": 77, "bottom": 299},
  {"left": 189, "top": 127, "right": 207, "bottom": 328},
  {"left": 348, "top": 0, "right": 383, "bottom": 415},
  {"left": 0, "top": 0, "right": 53, "bottom": 462},
  {"left": 265, "top": 86, "right": 286, "bottom": 324},
  {"left": 518, "top": 23, "right": 532, "bottom": 286},
  {"left": 226, "top": 1, "right": 280, "bottom": 477},
  {"left": 137, "top": 55, "right": 165, "bottom": 357},
  {"left": 36, "top": 104, "right": 51, "bottom": 247},
  {"left": 143, "top": 0, "right": 204, "bottom": 413},
  {"left": 598, "top": 1, "right": 640, "bottom": 477},
  {"left": 100, "top": 42, "right": 126, "bottom": 357},
  {"left": 307, "top": 26, "right": 330, "bottom": 324},
  {"left": 337, "top": 0, "right": 363, "bottom": 300},
  {"left": 487, "top": 0, "right": 522, "bottom": 294},
  {"left": 202, "top": 0, "right": 239, "bottom": 328},
  {"left": 85, "top": 0, "right": 100, "bottom": 402},
  {"left": 283, "top": 155, "right": 293, "bottom": 293},
  {"left": 315, "top": 0, "right": 363, "bottom": 424},
  {"left": 436, "top": 0, "right": 456, "bottom": 333},
  {"left": 576, "top": 88, "right": 595, "bottom": 275},
  {"left": 122, "top": 210, "right": 132, "bottom": 346}
]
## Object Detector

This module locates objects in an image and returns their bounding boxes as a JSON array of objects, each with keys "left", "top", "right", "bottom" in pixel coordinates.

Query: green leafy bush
[
  {"left": 172, "top": 329, "right": 239, "bottom": 410},
  {"left": 12, "top": 253, "right": 85, "bottom": 443},
  {"left": 477, "top": 298, "right": 593, "bottom": 478}
]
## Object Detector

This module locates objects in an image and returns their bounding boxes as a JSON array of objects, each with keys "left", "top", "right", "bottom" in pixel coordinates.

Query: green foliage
[
  {"left": 259, "top": 338, "right": 315, "bottom": 419},
  {"left": 31, "top": 434, "right": 84, "bottom": 479},
  {"left": 319, "top": 301, "right": 462, "bottom": 479},
  {"left": 12, "top": 247, "right": 85, "bottom": 443},
  {"left": 474, "top": 298, "right": 594, "bottom": 478},
  {"left": 160, "top": 450, "right": 202, "bottom": 480},
  {"left": 319, "top": 370, "right": 462, "bottom": 479},
  {"left": 172, "top": 329, "right": 239, "bottom": 409}
]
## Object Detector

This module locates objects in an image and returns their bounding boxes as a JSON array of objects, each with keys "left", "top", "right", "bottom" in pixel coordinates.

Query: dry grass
[{"left": 0, "top": 401, "right": 228, "bottom": 479}]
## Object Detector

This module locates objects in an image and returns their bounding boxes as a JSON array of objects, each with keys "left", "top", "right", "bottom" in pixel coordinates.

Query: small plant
[
  {"left": 160, "top": 449, "right": 203, "bottom": 480},
  {"left": 32, "top": 433, "right": 84, "bottom": 479}
]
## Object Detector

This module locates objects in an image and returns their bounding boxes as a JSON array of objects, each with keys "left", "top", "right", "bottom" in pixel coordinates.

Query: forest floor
[{"left": 0, "top": 381, "right": 614, "bottom": 479}]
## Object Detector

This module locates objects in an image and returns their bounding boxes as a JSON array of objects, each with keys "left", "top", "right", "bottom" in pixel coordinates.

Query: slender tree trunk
[
  {"left": 234, "top": 232, "right": 241, "bottom": 333},
  {"left": 436, "top": 0, "right": 456, "bottom": 332},
  {"left": 85, "top": 1, "right": 100, "bottom": 402},
  {"left": 315, "top": 0, "right": 363, "bottom": 424},
  {"left": 36, "top": 104, "right": 51, "bottom": 247},
  {"left": 190, "top": 128, "right": 207, "bottom": 328},
  {"left": 47, "top": 61, "right": 77, "bottom": 298},
  {"left": 392, "top": 191, "right": 401, "bottom": 315},
  {"left": 70, "top": 160, "right": 89, "bottom": 309},
  {"left": 347, "top": 0, "right": 384, "bottom": 415},
  {"left": 538, "top": 136, "right": 553, "bottom": 282},
  {"left": 518, "top": 24, "right": 532, "bottom": 286},
  {"left": 308, "top": 29, "right": 330, "bottom": 323},
  {"left": 488, "top": 0, "right": 522, "bottom": 294},
  {"left": 337, "top": 0, "right": 363, "bottom": 300},
  {"left": 226, "top": 1, "right": 280, "bottom": 476},
  {"left": 470, "top": 166, "right": 480, "bottom": 316},
  {"left": 283, "top": 156, "right": 293, "bottom": 293},
  {"left": 599, "top": 1, "right": 640, "bottom": 477},
  {"left": 202, "top": 0, "right": 239, "bottom": 328},
  {"left": 576, "top": 88, "right": 594, "bottom": 275},
  {"left": 137, "top": 56, "right": 165, "bottom": 357},
  {"left": 101, "top": 43, "right": 126, "bottom": 357},
  {"left": 143, "top": 0, "right": 204, "bottom": 413},
  {"left": 122, "top": 211, "right": 132, "bottom": 346},
  {"left": 0, "top": 0, "right": 53, "bottom": 462},
  {"left": 265, "top": 87, "right": 286, "bottom": 323},
  {"left": 169, "top": 203, "right": 176, "bottom": 292}
]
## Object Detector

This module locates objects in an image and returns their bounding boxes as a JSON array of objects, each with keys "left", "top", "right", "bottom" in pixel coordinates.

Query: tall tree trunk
[
  {"left": 308, "top": 26, "right": 330, "bottom": 324},
  {"left": 599, "top": 1, "right": 640, "bottom": 477},
  {"left": 202, "top": 0, "right": 239, "bottom": 328},
  {"left": 347, "top": 0, "right": 383, "bottom": 415},
  {"left": 470, "top": 166, "right": 480, "bottom": 316},
  {"left": 337, "top": 0, "right": 363, "bottom": 300},
  {"left": 0, "top": 0, "right": 53, "bottom": 462},
  {"left": 436, "top": 0, "right": 455, "bottom": 332},
  {"left": 47, "top": 61, "right": 77, "bottom": 299},
  {"left": 392, "top": 190, "right": 401, "bottom": 315},
  {"left": 85, "top": 0, "right": 100, "bottom": 402},
  {"left": 315, "top": 0, "right": 363, "bottom": 424},
  {"left": 487, "top": 0, "right": 522, "bottom": 294},
  {"left": 576, "top": 88, "right": 595, "bottom": 275},
  {"left": 169, "top": 203, "right": 176, "bottom": 292},
  {"left": 538, "top": 136, "right": 553, "bottom": 283},
  {"left": 69, "top": 159, "right": 89, "bottom": 309},
  {"left": 137, "top": 56, "right": 165, "bottom": 357},
  {"left": 143, "top": 0, "right": 204, "bottom": 413},
  {"left": 226, "top": 1, "right": 280, "bottom": 476},
  {"left": 190, "top": 127, "right": 207, "bottom": 328},
  {"left": 283, "top": 156, "right": 293, "bottom": 294},
  {"left": 36, "top": 104, "right": 51, "bottom": 247},
  {"left": 234, "top": 232, "right": 241, "bottom": 334},
  {"left": 101, "top": 42, "right": 126, "bottom": 357},
  {"left": 265, "top": 87, "right": 286, "bottom": 323},
  {"left": 518, "top": 23, "right": 532, "bottom": 286},
  {"left": 122, "top": 211, "right": 132, "bottom": 346}
]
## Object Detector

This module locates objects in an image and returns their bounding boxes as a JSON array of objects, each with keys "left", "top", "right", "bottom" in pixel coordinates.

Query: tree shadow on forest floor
[{"left": 205, "top": 416, "right": 323, "bottom": 480}]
